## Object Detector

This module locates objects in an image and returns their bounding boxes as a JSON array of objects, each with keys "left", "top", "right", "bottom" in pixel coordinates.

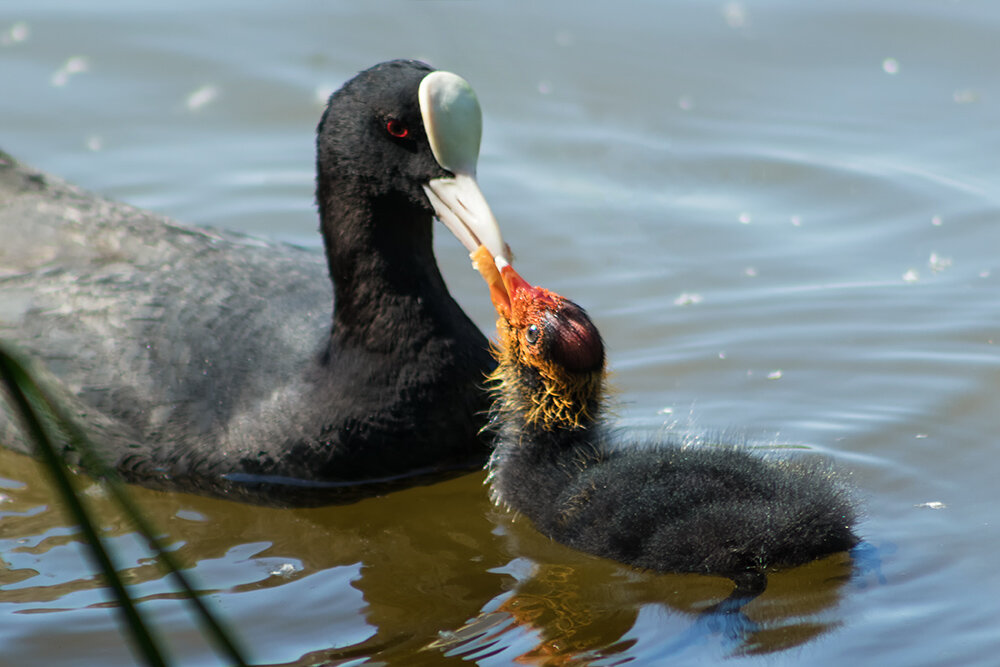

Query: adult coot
[
  {"left": 0, "top": 60, "right": 510, "bottom": 506},
  {"left": 471, "top": 247, "right": 859, "bottom": 586}
]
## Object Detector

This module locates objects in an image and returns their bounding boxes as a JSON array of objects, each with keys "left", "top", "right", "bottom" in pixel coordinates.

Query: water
[{"left": 2, "top": 1, "right": 999, "bottom": 664}]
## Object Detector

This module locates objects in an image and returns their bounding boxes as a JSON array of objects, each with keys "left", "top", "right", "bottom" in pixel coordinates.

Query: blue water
[{"left": 2, "top": 1, "right": 999, "bottom": 665}]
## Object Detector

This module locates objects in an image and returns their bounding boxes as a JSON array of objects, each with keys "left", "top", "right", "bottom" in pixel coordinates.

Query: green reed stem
[{"left": 0, "top": 343, "right": 249, "bottom": 667}]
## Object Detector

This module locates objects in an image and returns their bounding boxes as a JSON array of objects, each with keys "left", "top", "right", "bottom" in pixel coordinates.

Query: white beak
[{"left": 419, "top": 70, "right": 512, "bottom": 263}]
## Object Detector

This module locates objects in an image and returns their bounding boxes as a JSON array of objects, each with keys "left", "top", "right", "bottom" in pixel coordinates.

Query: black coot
[
  {"left": 471, "top": 247, "right": 859, "bottom": 584},
  {"left": 0, "top": 60, "right": 510, "bottom": 506}
]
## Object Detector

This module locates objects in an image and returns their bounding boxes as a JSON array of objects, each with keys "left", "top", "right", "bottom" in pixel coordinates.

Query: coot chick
[
  {"left": 0, "top": 60, "right": 510, "bottom": 506},
  {"left": 471, "top": 247, "right": 859, "bottom": 577}
]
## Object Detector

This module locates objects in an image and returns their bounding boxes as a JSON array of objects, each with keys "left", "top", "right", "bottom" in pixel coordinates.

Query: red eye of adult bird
[{"left": 385, "top": 118, "right": 409, "bottom": 138}]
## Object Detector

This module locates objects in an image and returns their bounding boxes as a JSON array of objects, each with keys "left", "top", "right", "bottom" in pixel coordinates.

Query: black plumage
[
  {"left": 474, "top": 251, "right": 859, "bottom": 577},
  {"left": 0, "top": 60, "right": 506, "bottom": 505}
]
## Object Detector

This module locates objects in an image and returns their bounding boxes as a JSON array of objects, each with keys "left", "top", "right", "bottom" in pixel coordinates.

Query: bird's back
[
  {"left": 2, "top": 149, "right": 331, "bottom": 443},
  {"left": 1, "top": 151, "right": 497, "bottom": 504}
]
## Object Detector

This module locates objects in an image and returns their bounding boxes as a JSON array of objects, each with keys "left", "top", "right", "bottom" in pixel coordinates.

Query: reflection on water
[
  {"left": 429, "top": 519, "right": 860, "bottom": 665},
  {"left": 0, "top": 447, "right": 505, "bottom": 663},
  {"left": 1, "top": 444, "right": 872, "bottom": 666}
]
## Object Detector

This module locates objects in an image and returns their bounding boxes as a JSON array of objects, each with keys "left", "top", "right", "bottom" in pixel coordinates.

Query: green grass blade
[
  {"left": 0, "top": 342, "right": 250, "bottom": 666},
  {"left": 0, "top": 346, "right": 170, "bottom": 667}
]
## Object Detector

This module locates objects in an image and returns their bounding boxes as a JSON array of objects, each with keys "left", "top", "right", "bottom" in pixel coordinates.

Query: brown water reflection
[
  {"left": 1, "top": 444, "right": 859, "bottom": 665},
  {"left": 1, "top": 446, "right": 504, "bottom": 661},
  {"left": 426, "top": 518, "right": 856, "bottom": 665}
]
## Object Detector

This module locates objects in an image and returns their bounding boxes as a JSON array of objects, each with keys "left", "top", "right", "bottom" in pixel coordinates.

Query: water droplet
[{"left": 51, "top": 56, "right": 88, "bottom": 86}]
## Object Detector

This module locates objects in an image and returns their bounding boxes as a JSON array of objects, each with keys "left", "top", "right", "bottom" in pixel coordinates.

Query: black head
[
  {"left": 316, "top": 60, "right": 443, "bottom": 218},
  {"left": 314, "top": 60, "right": 508, "bottom": 301}
]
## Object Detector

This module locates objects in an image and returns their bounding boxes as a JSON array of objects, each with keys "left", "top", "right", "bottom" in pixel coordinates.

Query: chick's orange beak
[
  {"left": 471, "top": 245, "right": 511, "bottom": 317},
  {"left": 471, "top": 245, "right": 557, "bottom": 325}
]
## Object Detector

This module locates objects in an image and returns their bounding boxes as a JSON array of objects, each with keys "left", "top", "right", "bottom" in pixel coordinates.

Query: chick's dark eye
[
  {"left": 524, "top": 324, "right": 540, "bottom": 346},
  {"left": 385, "top": 119, "right": 409, "bottom": 138}
]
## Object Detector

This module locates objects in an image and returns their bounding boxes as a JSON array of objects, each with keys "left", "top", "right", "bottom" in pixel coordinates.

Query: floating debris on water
[
  {"left": 767, "top": 370, "right": 783, "bottom": 380},
  {"left": 175, "top": 509, "right": 208, "bottom": 522},
  {"left": 915, "top": 501, "right": 946, "bottom": 510},
  {"left": 928, "top": 252, "right": 951, "bottom": 273},
  {"left": 269, "top": 563, "right": 299, "bottom": 577},
  {"left": 674, "top": 292, "right": 703, "bottom": 306},
  {"left": 902, "top": 269, "right": 919, "bottom": 283},
  {"left": 882, "top": 57, "right": 900, "bottom": 75},
  {"left": 185, "top": 84, "right": 219, "bottom": 111},
  {"left": 1, "top": 21, "right": 29, "bottom": 46},
  {"left": 51, "top": 56, "right": 88, "bottom": 87},
  {"left": 953, "top": 89, "right": 980, "bottom": 104}
]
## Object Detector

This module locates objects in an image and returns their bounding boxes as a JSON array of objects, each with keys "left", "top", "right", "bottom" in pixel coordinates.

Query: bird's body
[
  {"left": 489, "top": 428, "right": 858, "bottom": 575},
  {"left": 0, "top": 61, "right": 509, "bottom": 505},
  {"left": 474, "top": 248, "right": 859, "bottom": 577}
]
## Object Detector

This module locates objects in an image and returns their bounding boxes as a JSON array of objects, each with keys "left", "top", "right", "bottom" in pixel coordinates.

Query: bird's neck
[
  {"left": 319, "top": 190, "right": 448, "bottom": 342},
  {"left": 487, "top": 351, "right": 606, "bottom": 439},
  {"left": 486, "top": 372, "right": 607, "bottom": 518}
]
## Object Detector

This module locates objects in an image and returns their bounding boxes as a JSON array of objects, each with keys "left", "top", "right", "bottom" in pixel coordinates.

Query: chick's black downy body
[
  {"left": 490, "top": 425, "right": 858, "bottom": 575},
  {"left": 477, "top": 255, "right": 859, "bottom": 577}
]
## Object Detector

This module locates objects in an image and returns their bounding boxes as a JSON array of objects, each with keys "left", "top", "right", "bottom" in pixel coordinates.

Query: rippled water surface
[{"left": 2, "top": 1, "right": 999, "bottom": 665}]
